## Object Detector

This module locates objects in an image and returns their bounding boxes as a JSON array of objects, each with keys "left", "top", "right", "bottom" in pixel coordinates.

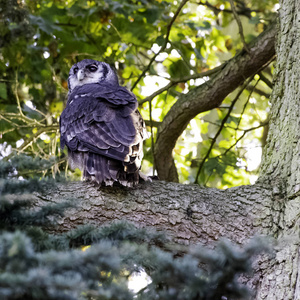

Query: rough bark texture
[
  {"left": 154, "top": 23, "right": 277, "bottom": 182},
  {"left": 256, "top": 1, "right": 300, "bottom": 299},
  {"left": 36, "top": 181, "right": 277, "bottom": 245}
]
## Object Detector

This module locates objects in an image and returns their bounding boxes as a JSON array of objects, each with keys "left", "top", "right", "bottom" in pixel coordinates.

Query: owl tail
[{"left": 68, "top": 151, "right": 140, "bottom": 187}]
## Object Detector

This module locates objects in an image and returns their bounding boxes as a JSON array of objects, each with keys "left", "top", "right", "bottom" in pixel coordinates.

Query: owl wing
[{"left": 60, "top": 83, "right": 146, "bottom": 174}]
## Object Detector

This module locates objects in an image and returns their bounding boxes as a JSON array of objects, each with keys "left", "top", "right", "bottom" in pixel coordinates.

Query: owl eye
[
  {"left": 88, "top": 65, "right": 97, "bottom": 72},
  {"left": 73, "top": 67, "right": 79, "bottom": 73}
]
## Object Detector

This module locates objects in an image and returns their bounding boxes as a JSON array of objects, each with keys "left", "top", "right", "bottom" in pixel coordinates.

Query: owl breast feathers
[{"left": 60, "top": 60, "right": 148, "bottom": 187}]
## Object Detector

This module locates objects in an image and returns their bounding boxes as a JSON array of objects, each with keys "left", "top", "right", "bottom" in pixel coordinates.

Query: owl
[{"left": 60, "top": 59, "right": 148, "bottom": 187}]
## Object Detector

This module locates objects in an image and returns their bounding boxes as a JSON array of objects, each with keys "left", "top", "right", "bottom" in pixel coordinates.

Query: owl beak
[{"left": 77, "top": 70, "right": 85, "bottom": 81}]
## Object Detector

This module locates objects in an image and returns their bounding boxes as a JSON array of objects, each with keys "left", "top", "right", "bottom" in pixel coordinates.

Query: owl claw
[{"left": 139, "top": 172, "right": 159, "bottom": 183}]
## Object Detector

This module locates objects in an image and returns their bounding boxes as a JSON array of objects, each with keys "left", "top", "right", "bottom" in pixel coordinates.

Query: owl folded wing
[{"left": 60, "top": 92, "right": 146, "bottom": 164}]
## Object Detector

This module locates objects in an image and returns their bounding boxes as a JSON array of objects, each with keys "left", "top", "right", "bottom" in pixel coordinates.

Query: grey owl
[{"left": 60, "top": 59, "right": 148, "bottom": 187}]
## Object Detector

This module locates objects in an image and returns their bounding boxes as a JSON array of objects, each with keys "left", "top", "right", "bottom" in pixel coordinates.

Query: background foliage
[{"left": 0, "top": 0, "right": 278, "bottom": 188}]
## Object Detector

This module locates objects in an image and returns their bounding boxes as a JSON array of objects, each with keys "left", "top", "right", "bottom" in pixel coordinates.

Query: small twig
[
  {"left": 221, "top": 122, "right": 268, "bottom": 156},
  {"left": 228, "top": 0, "right": 250, "bottom": 53},
  {"left": 194, "top": 75, "right": 255, "bottom": 183},
  {"left": 235, "top": 78, "right": 260, "bottom": 133},
  {"left": 108, "top": 20, "right": 122, "bottom": 40},
  {"left": 258, "top": 72, "right": 273, "bottom": 88},
  {"left": 1, "top": 112, "right": 47, "bottom": 125},
  {"left": 14, "top": 72, "right": 30, "bottom": 119},
  {"left": 131, "top": 0, "right": 189, "bottom": 91},
  {"left": 4, "top": 126, "right": 58, "bottom": 161},
  {"left": 197, "top": 1, "right": 259, "bottom": 18},
  {"left": 139, "top": 64, "right": 224, "bottom": 105}
]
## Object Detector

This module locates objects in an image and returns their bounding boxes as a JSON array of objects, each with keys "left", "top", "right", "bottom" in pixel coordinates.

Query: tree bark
[
  {"left": 255, "top": 1, "right": 300, "bottom": 298},
  {"left": 36, "top": 181, "right": 277, "bottom": 245}
]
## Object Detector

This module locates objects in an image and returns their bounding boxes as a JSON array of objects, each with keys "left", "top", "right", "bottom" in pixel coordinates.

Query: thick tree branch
[
  {"left": 154, "top": 22, "right": 277, "bottom": 181},
  {"left": 35, "top": 181, "right": 278, "bottom": 246}
]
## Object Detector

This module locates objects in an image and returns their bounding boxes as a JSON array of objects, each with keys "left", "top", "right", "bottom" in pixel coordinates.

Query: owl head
[{"left": 68, "top": 59, "right": 119, "bottom": 92}]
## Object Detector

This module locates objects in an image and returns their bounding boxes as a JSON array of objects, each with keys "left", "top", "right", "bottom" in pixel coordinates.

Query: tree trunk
[
  {"left": 35, "top": 1, "right": 300, "bottom": 299},
  {"left": 254, "top": 0, "right": 300, "bottom": 298}
]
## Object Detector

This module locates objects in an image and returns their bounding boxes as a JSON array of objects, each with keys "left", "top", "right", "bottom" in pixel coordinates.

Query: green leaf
[{"left": 0, "top": 83, "right": 7, "bottom": 100}]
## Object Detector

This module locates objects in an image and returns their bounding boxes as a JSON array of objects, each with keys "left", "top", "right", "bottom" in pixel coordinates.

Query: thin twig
[
  {"left": 194, "top": 75, "right": 255, "bottom": 183},
  {"left": 258, "top": 72, "right": 273, "bottom": 88},
  {"left": 139, "top": 64, "right": 224, "bottom": 105},
  {"left": 221, "top": 122, "right": 268, "bottom": 156},
  {"left": 1, "top": 112, "right": 48, "bottom": 128},
  {"left": 4, "top": 126, "right": 58, "bottom": 161},
  {"left": 131, "top": 0, "right": 189, "bottom": 91},
  {"left": 14, "top": 72, "right": 30, "bottom": 119},
  {"left": 197, "top": 1, "right": 259, "bottom": 18},
  {"left": 228, "top": 0, "right": 250, "bottom": 53},
  {"left": 235, "top": 78, "right": 260, "bottom": 134}
]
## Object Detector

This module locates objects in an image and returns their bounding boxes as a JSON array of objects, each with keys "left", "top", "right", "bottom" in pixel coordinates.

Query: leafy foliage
[
  {"left": 0, "top": 156, "right": 270, "bottom": 300},
  {"left": 0, "top": 0, "right": 277, "bottom": 186}
]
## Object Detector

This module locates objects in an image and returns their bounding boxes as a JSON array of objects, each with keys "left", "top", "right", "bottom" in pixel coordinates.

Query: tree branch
[
  {"left": 139, "top": 65, "right": 223, "bottom": 105},
  {"left": 154, "top": 22, "right": 277, "bottom": 181},
  {"left": 198, "top": 1, "right": 258, "bottom": 18},
  {"left": 228, "top": 0, "right": 250, "bottom": 52},
  {"left": 131, "top": 0, "right": 189, "bottom": 91},
  {"left": 194, "top": 75, "right": 254, "bottom": 183},
  {"left": 34, "top": 180, "right": 276, "bottom": 246}
]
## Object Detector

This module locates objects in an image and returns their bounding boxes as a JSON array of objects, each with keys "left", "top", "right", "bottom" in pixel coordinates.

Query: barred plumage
[{"left": 60, "top": 59, "right": 147, "bottom": 187}]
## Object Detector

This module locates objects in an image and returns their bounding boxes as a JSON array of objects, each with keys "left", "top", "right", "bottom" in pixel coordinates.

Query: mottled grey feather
[{"left": 60, "top": 60, "right": 147, "bottom": 186}]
